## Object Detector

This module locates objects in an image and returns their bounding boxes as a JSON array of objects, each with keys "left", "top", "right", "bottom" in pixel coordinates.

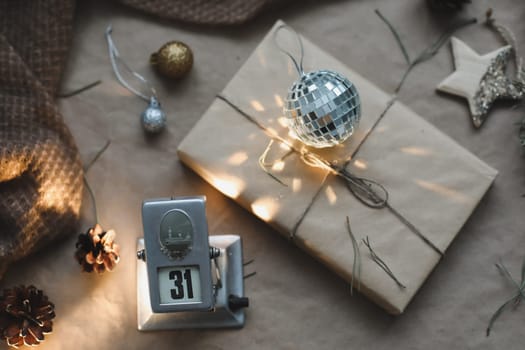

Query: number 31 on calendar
[{"left": 158, "top": 266, "right": 202, "bottom": 304}]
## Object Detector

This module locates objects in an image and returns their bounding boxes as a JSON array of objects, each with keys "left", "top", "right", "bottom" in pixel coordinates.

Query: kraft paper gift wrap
[{"left": 177, "top": 20, "right": 498, "bottom": 314}]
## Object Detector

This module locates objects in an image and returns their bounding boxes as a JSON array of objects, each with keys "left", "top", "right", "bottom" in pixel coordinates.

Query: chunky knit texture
[
  {"left": 118, "top": 0, "right": 280, "bottom": 25},
  {"left": 0, "top": 0, "right": 83, "bottom": 277}
]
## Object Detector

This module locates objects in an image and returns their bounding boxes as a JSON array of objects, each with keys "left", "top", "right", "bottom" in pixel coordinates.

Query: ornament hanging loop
[
  {"left": 105, "top": 25, "right": 167, "bottom": 133},
  {"left": 105, "top": 25, "right": 157, "bottom": 102},
  {"left": 274, "top": 24, "right": 305, "bottom": 77},
  {"left": 485, "top": 9, "right": 524, "bottom": 81}
]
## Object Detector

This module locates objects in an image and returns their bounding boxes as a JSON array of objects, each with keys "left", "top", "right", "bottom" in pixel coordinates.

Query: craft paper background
[{"left": 1, "top": 0, "right": 524, "bottom": 348}]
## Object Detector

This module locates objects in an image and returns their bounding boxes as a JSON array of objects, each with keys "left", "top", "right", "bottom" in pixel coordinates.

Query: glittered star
[{"left": 437, "top": 37, "right": 523, "bottom": 128}]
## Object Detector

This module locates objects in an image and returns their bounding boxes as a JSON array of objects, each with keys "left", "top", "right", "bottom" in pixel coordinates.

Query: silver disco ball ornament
[{"left": 284, "top": 70, "right": 361, "bottom": 148}]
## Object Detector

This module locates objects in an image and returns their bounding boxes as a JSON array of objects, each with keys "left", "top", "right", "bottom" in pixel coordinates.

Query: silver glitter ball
[
  {"left": 141, "top": 97, "right": 167, "bottom": 133},
  {"left": 284, "top": 70, "right": 361, "bottom": 148}
]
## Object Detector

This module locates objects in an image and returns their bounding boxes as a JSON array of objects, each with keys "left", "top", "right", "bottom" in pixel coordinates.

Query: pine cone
[
  {"left": 0, "top": 286, "right": 55, "bottom": 348},
  {"left": 427, "top": 0, "right": 471, "bottom": 12},
  {"left": 75, "top": 224, "right": 120, "bottom": 273}
]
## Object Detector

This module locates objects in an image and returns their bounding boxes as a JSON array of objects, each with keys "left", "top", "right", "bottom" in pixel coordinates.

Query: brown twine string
[
  {"left": 485, "top": 9, "right": 523, "bottom": 80},
  {"left": 243, "top": 259, "right": 256, "bottom": 279},
  {"left": 83, "top": 140, "right": 111, "bottom": 224},
  {"left": 362, "top": 236, "right": 406, "bottom": 289},
  {"left": 346, "top": 217, "right": 361, "bottom": 295},
  {"left": 486, "top": 258, "right": 525, "bottom": 336},
  {"left": 215, "top": 94, "right": 443, "bottom": 256},
  {"left": 58, "top": 80, "right": 102, "bottom": 98},
  {"left": 212, "top": 13, "right": 476, "bottom": 288}
]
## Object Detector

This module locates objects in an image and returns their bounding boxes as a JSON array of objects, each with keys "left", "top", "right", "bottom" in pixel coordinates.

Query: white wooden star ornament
[{"left": 437, "top": 36, "right": 525, "bottom": 128}]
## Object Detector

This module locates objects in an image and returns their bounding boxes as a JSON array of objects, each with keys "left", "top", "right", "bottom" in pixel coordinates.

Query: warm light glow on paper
[
  {"left": 274, "top": 94, "right": 284, "bottom": 108},
  {"left": 353, "top": 159, "right": 367, "bottom": 170},
  {"left": 325, "top": 185, "right": 337, "bottom": 205},
  {"left": 415, "top": 179, "right": 470, "bottom": 204},
  {"left": 292, "top": 178, "right": 302, "bottom": 193},
  {"left": 227, "top": 151, "right": 248, "bottom": 166},
  {"left": 251, "top": 197, "right": 279, "bottom": 222},
  {"left": 250, "top": 100, "right": 265, "bottom": 112},
  {"left": 211, "top": 176, "right": 245, "bottom": 199},
  {"left": 287, "top": 129, "right": 299, "bottom": 140},
  {"left": 400, "top": 147, "right": 433, "bottom": 156},
  {"left": 279, "top": 142, "right": 291, "bottom": 151},
  {"left": 266, "top": 127, "right": 278, "bottom": 137},
  {"left": 272, "top": 160, "right": 285, "bottom": 172},
  {"left": 277, "top": 117, "right": 288, "bottom": 128}
]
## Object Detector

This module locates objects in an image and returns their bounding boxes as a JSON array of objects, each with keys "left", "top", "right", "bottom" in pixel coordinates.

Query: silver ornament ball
[
  {"left": 284, "top": 70, "right": 361, "bottom": 148},
  {"left": 141, "top": 97, "right": 167, "bottom": 133}
]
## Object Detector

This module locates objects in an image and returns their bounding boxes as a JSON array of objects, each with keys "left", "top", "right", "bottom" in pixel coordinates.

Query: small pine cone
[
  {"left": 0, "top": 286, "right": 55, "bottom": 348},
  {"left": 427, "top": 0, "right": 471, "bottom": 12},
  {"left": 75, "top": 224, "right": 120, "bottom": 273}
]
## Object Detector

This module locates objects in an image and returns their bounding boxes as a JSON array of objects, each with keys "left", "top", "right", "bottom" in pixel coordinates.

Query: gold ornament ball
[{"left": 150, "top": 41, "right": 193, "bottom": 79}]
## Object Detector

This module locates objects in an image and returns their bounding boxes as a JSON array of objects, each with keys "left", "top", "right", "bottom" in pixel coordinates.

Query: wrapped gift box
[{"left": 178, "top": 20, "right": 497, "bottom": 314}]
